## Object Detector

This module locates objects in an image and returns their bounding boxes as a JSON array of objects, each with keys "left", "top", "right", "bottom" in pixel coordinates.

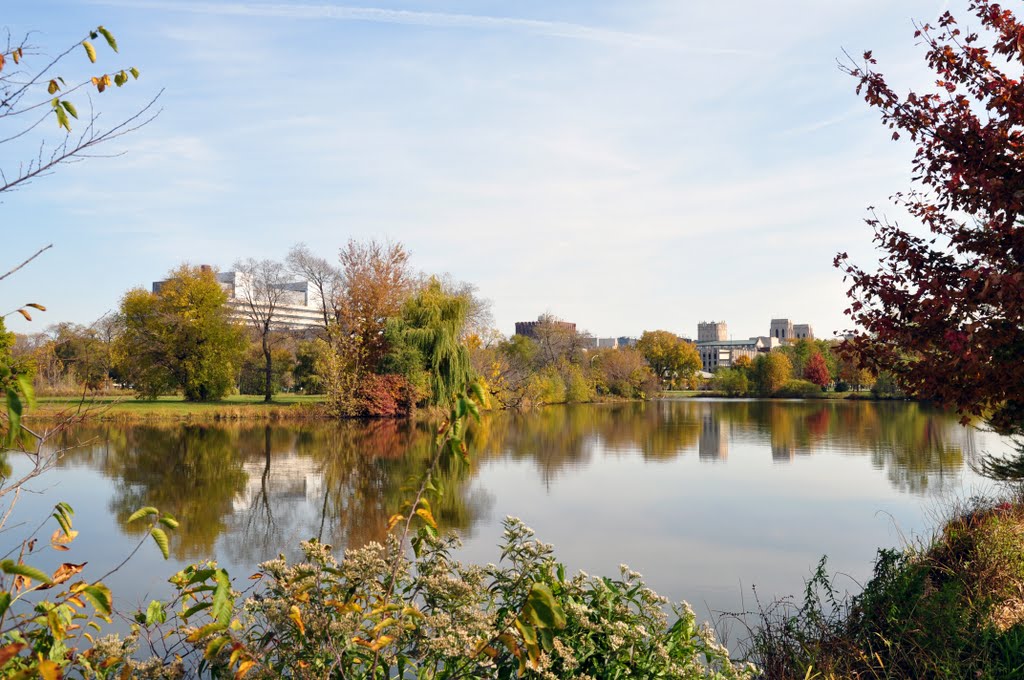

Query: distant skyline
[{"left": 4, "top": 0, "right": 953, "bottom": 340}]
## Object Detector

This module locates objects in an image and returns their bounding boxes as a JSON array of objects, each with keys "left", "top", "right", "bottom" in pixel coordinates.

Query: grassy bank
[
  {"left": 745, "top": 492, "right": 1024, "bottom": 679},
  {"left": 659, "top": 390, "right": 897, "bottom": 401},
  {"left": 27, "top": 394, "right": 328, "bottom": 422}
]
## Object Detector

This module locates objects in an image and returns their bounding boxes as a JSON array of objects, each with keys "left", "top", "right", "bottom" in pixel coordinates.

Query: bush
[
  {"left": 834, "top": 380, "right": 849, "bottom": 393},
  {"left": 775, "top": 379, "right": 822, "bottom": 398},
  {"left": 353, "top": 373, "right": 416, "bottom": 417}
]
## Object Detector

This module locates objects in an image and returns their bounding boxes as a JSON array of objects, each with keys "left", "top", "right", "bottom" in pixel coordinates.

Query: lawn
[{"left": 28, "top": 394, "right": 327, "bottom": 421}]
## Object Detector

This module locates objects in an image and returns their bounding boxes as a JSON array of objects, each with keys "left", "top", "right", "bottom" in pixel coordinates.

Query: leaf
[
  {"left": 524, "top": 583, "right": 565, "bottom": 629},
  {"left": 47, "top": 79, "right": 59, "bottom": 95},
  {"left": 127, "top": 506, "right": 159, "bottom": 523},
  {"left": 145, "top": 599, "right": 166, "bottom": 625},
  {"left": 25, "top": 303, "right": 46, "bottom": 311},
  {"left": 81, "top": 583, "right": 113, "bottom": 616},
  {"left": 97, "top": 26, "right": 118, "bottom": 52},
  {"left": 289, "top": 605, "right": 305, "bottom": 636},
  {"left": 181, "top": 601, "right": 212, "bottom": 619},
  {"left": 37, "top": 659, "right": 60, "bottom": 680},
  {"left": 50, "top": 529, "right": 78, "bottom": 551},
  {"left": 0, "top": 641, "right": 25, "bottom": 667},
  {"left": 415, "top": 507, "right": 437, "bottom": 529},
  {"left": 37, "top": 562, "right": 87, "bottom": 590},
  {"left": 82, "top": 40, "right": 97, "bottom": 63},
  {"left": 6, "top": 389, "right": 22, "bottom": 445},
  {"left": 235, "top": 660, "right": 255, "bottom": 678},
  {"left": 150, "top": 527, "right": 170, "bottom": 559},
  {"left": 386, "top": 513, "right": 404, "bottom": 531},
  {"left": 15, "top": 308, "right": 31, "bottom": 322},
  {"left": 0, "top": 593, "right": 10, "bottom": 620},
  {"left": 158, "top": 514, "right": 179, "bottom": 529},
  {"left": 129, "top": 66, "right": 139, "bottom": 79},
  {"left": 212, "top": 569, "right": 232, "bottom": 626},
  {"left": 187, "top": 621, "right": 227, "bottom": 643},
  {"left": 61, "top": 101, "right": 78, "bottom": 119},
  {"left": 1, "top": 559, "right": 52, "bottom": 584}
]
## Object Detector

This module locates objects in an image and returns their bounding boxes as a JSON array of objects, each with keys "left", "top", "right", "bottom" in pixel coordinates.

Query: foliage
[
  {"left": 803, "top": 352, "right": 831, "bottom": 389},
  {"left": 775, "top": 380, "right": 823, "bottom": 399},
  {"left": 337, "top": 239, "right": 414, "bottom": 370},
  {"left": 751, "top": 353, "right": 793, "bottom": 396},
  {"left": 352, "top": 373, "right": 416, "bottom": 417},
  {"left": 871, "top": 371, "right": 903, "bottom": 399},
  {"left": 590, "top": 347, "right": 660, "bottom": 399},
  {"left": 238, "top": 347, "right": 295, "bottom": 396},
  {"left": 835, "top": 0, "right": 1024, "bottom": 435},
  {"left": 386, "top": 278, "right": 475, "bottom": 408},
  {"left": 232, "top": 258, "right": 294, "bottom": 403},
  {"left": 713, "top": 368, "right": 749, "bottom": 397},
  {"left": 637, "top": 330, "right": 701, "bottom": 389},
  {"left": 293, "top": 339, "right": 331, "bottom": 393},
  {"left": 746, "top": 494, "right": 1024, "bottom": 679},
  {"left": 113, "top": 265, "right": 248, "bottom": 401}
]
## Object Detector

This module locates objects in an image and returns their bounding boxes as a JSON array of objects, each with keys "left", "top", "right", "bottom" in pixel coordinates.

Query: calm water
[{"left": 5, "top": 399, "right": 1014, "bottom": 629}]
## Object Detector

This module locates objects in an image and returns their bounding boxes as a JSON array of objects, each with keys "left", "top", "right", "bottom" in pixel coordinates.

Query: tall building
[
  {"left": 769, "top": 318, "right": 814, "bottom": 340},
  {"left": 697, "top": 321, "right": 728, "bottom": 343}
]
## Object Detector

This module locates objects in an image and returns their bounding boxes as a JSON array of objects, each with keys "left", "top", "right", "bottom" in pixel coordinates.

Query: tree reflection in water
[{"left": 49, "top": 400, "right": 977, "bottom": 562}]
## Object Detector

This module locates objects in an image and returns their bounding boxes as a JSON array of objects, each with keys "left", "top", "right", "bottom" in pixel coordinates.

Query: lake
[{"left": 5, "top": 398, "right": 1014, "bottom": 633}]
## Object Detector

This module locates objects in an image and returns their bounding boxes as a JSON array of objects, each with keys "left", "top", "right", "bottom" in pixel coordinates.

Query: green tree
[
  {"left": 713, "top": 367, "right": 749, "bottom": 396},
  {"left": 385, "top": 278, "right": 475, "bottom": 407},
  {"left": 113, "top": 265, "right": 248, "bottom": 401},
  {"left": 637, "top": 330, "right": 701, "bottom": 389}
]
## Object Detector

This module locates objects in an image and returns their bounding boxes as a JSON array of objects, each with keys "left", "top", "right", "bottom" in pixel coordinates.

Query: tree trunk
[{"left": 263, "top": 332, "right": 273, "bottom": 403}]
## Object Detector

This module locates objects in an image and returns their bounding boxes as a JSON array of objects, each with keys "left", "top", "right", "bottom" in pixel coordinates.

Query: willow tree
[{"left": 387, "top": 278, "right": 475, "bottom": 407}]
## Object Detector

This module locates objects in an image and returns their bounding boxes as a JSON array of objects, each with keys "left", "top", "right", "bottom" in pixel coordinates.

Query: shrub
[
  {"left": 776, "top": 379, "right": 822, "bottom": 398},
  {"left": 834, "top": 380, "right": 849, "bottom": 393},
  {"left": 354, "top": 373, "right": 416, "bottom": 417}
]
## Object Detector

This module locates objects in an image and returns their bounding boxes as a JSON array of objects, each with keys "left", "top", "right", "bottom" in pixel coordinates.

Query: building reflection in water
[{"left": 698, "top": 407, "right": 728, "bottom": 462}]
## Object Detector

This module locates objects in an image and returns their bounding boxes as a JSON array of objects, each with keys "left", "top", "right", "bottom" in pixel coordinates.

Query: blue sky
[{"left": 3, "top": 0, "right": 952, "bottom": 340}]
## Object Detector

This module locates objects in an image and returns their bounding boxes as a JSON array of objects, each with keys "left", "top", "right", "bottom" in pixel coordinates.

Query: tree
[
  {"left": 835, "top": 1, "right": 1024, "bottom": 433},
  {"left": 385, "top": 278, "right": 475, "bottom": 407},
  {"left": 233, "top": 258, "right": 292, "bottom": 402},
  {"left": 286, "top": 243, "right": 342, "bottom": 339},
  {"left": 337, "top": 239, "right": 414, "bottom": 370},
  {"left": 752, "top": 352, "right": 792, "bottom": 396},
  {"left": 531, "top": 314, "right": 588, "bottom": 366},
  {"left": 113, "top": 265, "right": 247, "bottom": 401},
  {"left": 804, "top": 352, "right": 831, "bottom": 390},
  {"left": 713, "top": 367, "right": 749, "bottom": 396},
  {"left": 637, "top": 330, "right": 701, "bottom": 389}
]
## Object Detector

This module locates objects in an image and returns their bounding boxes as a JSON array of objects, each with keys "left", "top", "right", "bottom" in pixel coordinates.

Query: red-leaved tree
[
  {"left": 835, "top": 0, "right": 1024, "bottom": 434},
  {"left": 804, "top": 352, "right": 831, "bottom": 389}
]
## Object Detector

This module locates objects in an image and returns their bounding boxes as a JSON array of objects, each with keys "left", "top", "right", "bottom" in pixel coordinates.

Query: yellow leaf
[
  {"left": 38, "top": 659, "right": 60, "bottom": 680},
  {"left": 82, "top": 40, "right": 97, "bottom": 63},
  {"left": 386, "top": 513, "right": 404, "bottom": 531},
  {"left": 16, "top": 309, "right": 31, "bottom": 322},
  {"left": 415, "top": 507, "right": 437, "bottom": 529},
  {"left": 235, "top": 660, "right": 255, "bottom": 679},
  {"left": 288, "top": 605, "right": 305, "bottom": 636}
]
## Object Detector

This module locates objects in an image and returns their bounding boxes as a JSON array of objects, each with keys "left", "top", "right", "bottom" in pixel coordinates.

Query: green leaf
[
  {"left": 81, "top": 584, "right": 112, "bottom": 616},
  {"left": 0, "top": 560, "right": 51, "bottom": 584},
  {"left": 16, "top": 376, "right": 35, "bottom": 409},
  {"left": 5, "top": 388, "right": 22, "bottom": 445},
  {"left": 53, "top": 106, "right": 70, "bottom": 132},
  {"left": 0, "top": 592, "right": 10, "bottom": 619},
  {"left": 60, "top": 101, "right": 78, "bottom": 119},
  {"left": 96, "top": 26, "right": 118, "bottom": 52},
  {"left": 181, "top": 601, "right": 212, "bottom": 619},
  {"left": 82, "top": 40, "right": 97, "bottom": 63},
  {"left": 524, "top": 583, "right": 565, "bottom": 630},
  {"left": 129, "top": 66, "right": 140, "bottom": 79},
  {"left": 145, "top": 599, "right": 166, "bottom": 625},
  {"left": 150, "top": 527, "right": 170, "bottom": 559},
  {"left": 211, "top": 569, "right": 232, "bottom": 626},
  {"left": 127, "top": 507, "right": 159, "bottom": 523},
  {"left": 158, "top": 514, "right": 179, "bottom": 529}
]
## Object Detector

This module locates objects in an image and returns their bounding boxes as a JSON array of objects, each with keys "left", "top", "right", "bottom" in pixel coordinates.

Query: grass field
[{"left": 27, "top": 394, "right": 328, "bottom": 421}]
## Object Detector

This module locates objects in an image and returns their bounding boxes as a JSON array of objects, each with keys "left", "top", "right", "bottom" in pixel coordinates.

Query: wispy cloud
[{"left": 90, "top": 0, "right": 759, "bottom": 55}]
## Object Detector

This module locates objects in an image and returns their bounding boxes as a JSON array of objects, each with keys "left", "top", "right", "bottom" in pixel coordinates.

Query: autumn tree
[
  {"left": 114, "top": 265, "right": 247, "bottom": 401},
  {"left": 233, "top": 258, "right": 293, "bottom": 402},
  {"left": 804, "top": 352, "right": 831, "bottom": 390},
  {"left": 752, "top": 352, "right": 792, "bottom": 396},
  {"left": 637, "top": 330, "right": 701, "bottom": 389},
  {"left": 337, "top": 239, "right": 414, "bottom": 370},
  {"left": 835, "top": 1, "right": 1024, "bottom": 433},
  {"left": 531, "top": 314, "right": 589, "bottom": 366}
]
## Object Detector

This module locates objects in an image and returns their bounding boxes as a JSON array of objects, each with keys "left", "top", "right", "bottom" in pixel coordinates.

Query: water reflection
[{"left": 49, "top": 399, "right": 980, "bottom": 562}]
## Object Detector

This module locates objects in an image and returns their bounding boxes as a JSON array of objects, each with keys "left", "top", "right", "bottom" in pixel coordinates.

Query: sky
[{"left": 2, "top": 0, "right": 957, "bottom": 340}]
